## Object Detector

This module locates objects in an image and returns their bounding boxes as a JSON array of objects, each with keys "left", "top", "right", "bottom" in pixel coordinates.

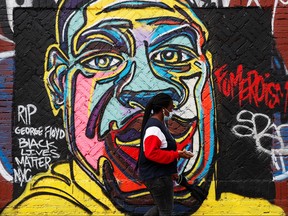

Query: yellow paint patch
[{"left": 195, "top": 180, "right": 285, "bottom": 215}]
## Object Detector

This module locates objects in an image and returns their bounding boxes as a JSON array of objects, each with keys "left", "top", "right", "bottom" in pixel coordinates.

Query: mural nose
[{"left": 118, "top": 88, "right": 181, "bottom": 109}]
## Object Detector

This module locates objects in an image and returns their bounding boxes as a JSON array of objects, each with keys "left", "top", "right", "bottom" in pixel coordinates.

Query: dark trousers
[{"left": 144, "top": 176, "right": 174, "bottom": 216}]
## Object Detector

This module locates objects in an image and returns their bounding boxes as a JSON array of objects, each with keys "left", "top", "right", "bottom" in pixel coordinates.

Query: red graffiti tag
[{"left": 214, "top": 64, "right": 288, "bottom": 112}]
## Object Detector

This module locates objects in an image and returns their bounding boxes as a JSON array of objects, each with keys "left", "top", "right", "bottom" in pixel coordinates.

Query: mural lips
[
  {"left": 101, "top": 112, "right": 201, "bottom": 211},
  {"left": 105, "top": 111, "right": 199, "bottom": 187}
]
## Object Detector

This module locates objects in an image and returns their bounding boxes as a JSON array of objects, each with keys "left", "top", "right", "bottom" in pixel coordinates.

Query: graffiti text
[
  {"left": 14, "top": 104, "right": 64, "bottom": 186},
  {"left": 215, "top": 64, "right": 288, "bottom": 111}
]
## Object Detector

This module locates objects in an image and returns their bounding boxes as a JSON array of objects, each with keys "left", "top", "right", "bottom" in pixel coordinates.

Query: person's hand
[{"left": 178, "top": 150, "right": 194, "bottom": 159}]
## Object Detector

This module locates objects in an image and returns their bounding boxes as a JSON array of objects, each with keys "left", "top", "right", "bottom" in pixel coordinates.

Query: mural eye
[
  {"left": 84, "top": 55, "right": 122, "bottom": 71},
  {"left": 152, "top": 48, "right": 193, "bottom": 64}
]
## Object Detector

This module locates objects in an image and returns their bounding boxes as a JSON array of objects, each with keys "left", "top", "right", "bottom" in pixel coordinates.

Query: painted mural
[{"left": 0, "top": 0, "right": 287, "bottom": 215}]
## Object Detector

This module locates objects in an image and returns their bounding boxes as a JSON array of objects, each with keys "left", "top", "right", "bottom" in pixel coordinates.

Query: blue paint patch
[{"left": 0, "top": 148, "right": 13, "bottom": 175}]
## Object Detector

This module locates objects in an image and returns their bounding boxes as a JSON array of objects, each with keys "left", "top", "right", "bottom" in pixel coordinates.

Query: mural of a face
[{"left": 44, "top": 0, "right": 215, "bottom": 213}]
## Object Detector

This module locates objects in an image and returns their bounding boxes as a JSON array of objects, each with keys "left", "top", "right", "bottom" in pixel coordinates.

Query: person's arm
[{"left": 143, "top": 135, "right": 179, "bottom": 164}]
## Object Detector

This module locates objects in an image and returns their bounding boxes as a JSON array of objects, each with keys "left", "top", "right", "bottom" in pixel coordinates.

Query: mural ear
[{"left": 44, "top": 44, "right": 69, "bottom": 116}]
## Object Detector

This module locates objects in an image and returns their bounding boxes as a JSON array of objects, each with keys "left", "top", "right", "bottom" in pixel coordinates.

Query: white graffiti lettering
[
  {"left": 232, "top": 110, "right": 288, "bottom": 181},
  {"left": 15, "top": 104, "right": 65, "bottom": 186},
  {"left": 18, "top": 138, "right": 57, "bottom": 150},
  {"left": 44, "top": 126, "right": 65, "bottom": 140},
  {"left": 14, "top": 126, "right": 43, "bottom": 136},
  {"left": 13, "top": 167, "right": 32, "bottom": 187},
  {"left": 15, "top": 156, "right": 52, "bottom": 170},
  {"left": 17, "top": 104, "right": 37, "bottom": 125},
  {"left": 14, "top": 138, "right": 61, "bottom": 186},
  {"left": 232, "top": 110, "right": 288, "bottom": 155}
]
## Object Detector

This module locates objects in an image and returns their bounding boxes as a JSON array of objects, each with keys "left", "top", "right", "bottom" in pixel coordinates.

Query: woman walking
[{"left": 138, "top": 93, "right": 193, "bottom": 216}]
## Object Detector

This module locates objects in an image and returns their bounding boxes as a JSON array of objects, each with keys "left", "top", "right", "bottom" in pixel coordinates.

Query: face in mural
[{"left": 44, "top": 0, "right": 215, "bottom": 213}]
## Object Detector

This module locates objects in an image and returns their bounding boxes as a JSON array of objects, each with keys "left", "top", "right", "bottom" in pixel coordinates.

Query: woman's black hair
[{"left": 140, "top": 93, "right": 173, "bottom": 137}]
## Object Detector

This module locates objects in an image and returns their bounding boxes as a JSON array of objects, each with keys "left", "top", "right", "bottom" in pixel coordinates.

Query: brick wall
[{"left": 0, "top": 0, "right": 287, "bottom": 215}]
